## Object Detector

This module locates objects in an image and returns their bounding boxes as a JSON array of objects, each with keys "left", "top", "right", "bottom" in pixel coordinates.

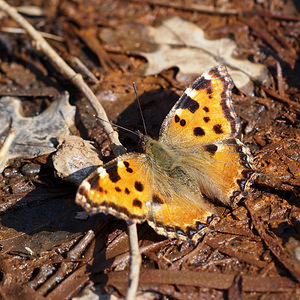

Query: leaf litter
[
  {"left": 0, "top": 93, "right": 76, "bottom": 172},
  {"left": 99, "top": 16, "right": 270, "bottom": 95},
  {"left": 0, "top": 0, "right": 299, "bottom": 299}
]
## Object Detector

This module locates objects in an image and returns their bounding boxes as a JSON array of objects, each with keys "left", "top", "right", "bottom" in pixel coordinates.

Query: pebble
[{"left": 21, "top": 163, "right": 41, "bottom": 176}]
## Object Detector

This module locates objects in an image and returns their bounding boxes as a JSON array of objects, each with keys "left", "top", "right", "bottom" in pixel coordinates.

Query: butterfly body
[
  {"left": 76, "top": 65, "right": 256, "bottom": 242},
  {"left": 144, "top": 136, "right": 177, "bottom": 172}
]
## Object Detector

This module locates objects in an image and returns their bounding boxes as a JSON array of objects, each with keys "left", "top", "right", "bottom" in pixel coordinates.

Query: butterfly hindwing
[
  {"left": 146, "top": 184, "right": 216, "bottom": 242},
  {"left": 196, "top": 139, "right": 256, "bottom": 206}
]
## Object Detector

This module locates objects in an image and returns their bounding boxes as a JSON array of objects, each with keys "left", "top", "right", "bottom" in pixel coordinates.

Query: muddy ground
[{"left": 0, "top": 0, "right": 299, "bottom": 299}]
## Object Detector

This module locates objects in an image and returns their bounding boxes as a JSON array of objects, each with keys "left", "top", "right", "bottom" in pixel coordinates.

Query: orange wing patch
[
  {"left": 199, "top": 139, "right": 256, "bottom": 206},
  {"left": 160, "top": 65, "right": 239, "bottom": 146},
  {"left": 76, "top": 154, "right": 151, "bottom": 222},
  {"left": 147, "top": 186, "right": 216, "bottom": 242}
]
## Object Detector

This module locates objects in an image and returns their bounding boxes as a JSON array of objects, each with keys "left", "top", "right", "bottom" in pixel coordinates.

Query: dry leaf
[
  {"left": 142, "top": 17, "right": 270, "bottom": 94},
  {"left": 0, "top": 93, "right": 75, "bottom": 172},
  {"left": 100, "top": 17, "right": 270, "bottom": 94}
]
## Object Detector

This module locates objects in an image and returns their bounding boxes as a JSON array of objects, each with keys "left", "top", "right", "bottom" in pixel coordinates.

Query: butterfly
[{"left": 76, "top": 65, "right": 256, "bottom": 242}]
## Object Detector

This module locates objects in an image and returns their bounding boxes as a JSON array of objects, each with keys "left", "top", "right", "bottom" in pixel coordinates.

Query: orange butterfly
[{"left": 76, "top": 65, "right": 256, "bottom": 242}]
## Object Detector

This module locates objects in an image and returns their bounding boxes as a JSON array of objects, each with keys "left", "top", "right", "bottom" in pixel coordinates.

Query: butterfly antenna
[
  {"left": 94, "top": 116, "right": 139, "bottom": 137},
  {"left": 133, "top": 82, "right": 147, "bottom": 136}
]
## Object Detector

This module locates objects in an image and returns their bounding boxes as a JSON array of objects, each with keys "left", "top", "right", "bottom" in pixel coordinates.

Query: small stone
[
  {"left": 3, "top": 167, "right": 19, "bottom": 177},
  {"left": 21, "top": 163, "right": 41, "bottom": 176}
]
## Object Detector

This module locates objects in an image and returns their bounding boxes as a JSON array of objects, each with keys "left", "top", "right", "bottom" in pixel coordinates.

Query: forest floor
[{"left": 0, "top": 0, "right": 299, "bottom": 299}]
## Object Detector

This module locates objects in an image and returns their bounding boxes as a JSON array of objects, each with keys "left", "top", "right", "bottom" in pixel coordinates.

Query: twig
[
  {"left": 126, "top": 223, "right": 141, "bottom": 300},
  {"left": 261, "top": 86, "right": 300, "bottom": 114},
  {"left": 37, "top": 230, "right": 95, "bottom": 295},
  {"left": 276, "top": 62, "right": 285, "bottom": 97},
  {"left": 0, "top": 26, "right": 64, "bottom": 41},
  {"left": 245, "top": 197, "right": 300, "bottom": 282},
  {"left": 132, "top": 0, "right": 300, "bottom": 21},
  {"left": 71, "top": 56, "right": 99, "bottom": 83},
  {"left": 0, "top": 1, "right": 141, "bottom": 298},
  {"left": 0, "top": 129, "right": 16, "bottom": 167}
]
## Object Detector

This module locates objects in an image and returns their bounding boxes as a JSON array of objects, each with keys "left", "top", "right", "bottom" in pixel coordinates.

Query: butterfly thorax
[
  {"left": 143, "top": 136, "right": 200, "bottom": 194},
  {"left": 143, "top": 136, "right": 176, "bottom": 171}
]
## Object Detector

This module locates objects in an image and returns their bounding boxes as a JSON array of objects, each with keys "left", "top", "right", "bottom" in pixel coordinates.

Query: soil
[{"left": 0, "top": 0, "right": 299, "bottom": 299}]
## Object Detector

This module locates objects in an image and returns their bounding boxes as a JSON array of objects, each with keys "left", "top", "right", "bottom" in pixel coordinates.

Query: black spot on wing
[
  {"left": 180, "top": 119, "right": 186, "bottom": 127},
  {"left": 88, "top": 174, "right": 104, "bottom": 193},
  {"left": 194, "top": 127, "right": 205, "bottom": 136},
  {"left": 115, "top": 187, "right": 121, "bottom": 192},
  {"left": 174, "top": 115, "right": 180, "bottom": 123},
  {"left": 213, "top": 124, "right": 224, "bottom": 134},
  {"left": 179, "top": 94, "right": 200, "bottom": 113},
  {"left": 97, "top": 186, "right": 104, "bottom": 193},
  {"left": 191, "top": 77, "right": 213, "bottom": 99},
  {"left": 78, "top": 186, "right": 88, "bottom": 198},
  {"left": 135, "top": 181, "right": 144, "bottom": 192},
  {"left": 106, "top": 163, "right": 121, "bottom": 182},
  {"left": 152, "top": 194, "right": 164, "bottom": 204},
  {"left": 204, "top": 144, "right": 218, "bottom": 155},
  {"left": 125, "top": 188, "right": 130, "bottom": 194},
  {"left": 133, "top": 199, "right": 143, "bottom": 208},
  {"left": 123, "top": 161, "right": 133, "bottom": 173},
  {"left": 203, "top": 116, "right": 210, "bottom": 123},
  {"left": 203, "top": 106, "right": 209, "bottom": 112}
]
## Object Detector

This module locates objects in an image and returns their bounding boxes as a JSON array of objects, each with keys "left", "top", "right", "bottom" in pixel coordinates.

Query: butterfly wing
[
  {"left": 76, "top": 151, "right": 217, "bottom": 241},
  {"left": 159, "top": 65, "right": 256, "bottom": 205},
  {"left": 76, "top": 153, "right": 152, "bottom": 223},
  {"left": 160, "top": 65, "right": 238, "bottom": 145},
  {"left": 146, "top": 172, "right": 218, "bottom": 242}
]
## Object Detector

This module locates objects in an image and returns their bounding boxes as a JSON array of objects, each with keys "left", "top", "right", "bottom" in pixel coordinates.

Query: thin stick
[
  {"left": 94, "top": 115, "right": 139, "bottom": 137},
  {"left": 276, "top": 62, "right": 285, "bottom": 97},
  {"left": 0, "top": 130, "right": 16, "bottom": 164},
  {"left": 1, "top": 26, "right": 64, "bottom": 41},
  {"left": 126, "top": 223, "right": 141, "bottom": 300},
  {"left": 0, "top": 1, "right": 141, "bottom": 298},
  {"left": 132, "top": 0, "right": 300, "bottom": 21},
  {"left": 261, "top": 86, "right": 300, "bottom": 114}
]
